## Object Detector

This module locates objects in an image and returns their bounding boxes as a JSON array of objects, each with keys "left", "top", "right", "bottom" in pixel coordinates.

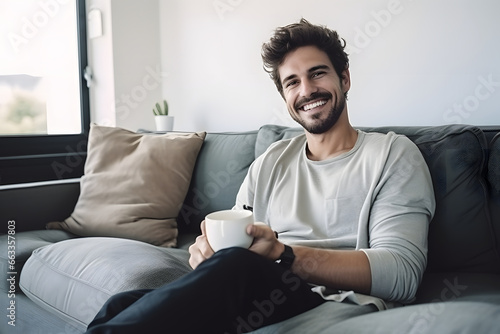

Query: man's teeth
[{"left": 303, "top": 100, "right": 327, "bottom": 111}]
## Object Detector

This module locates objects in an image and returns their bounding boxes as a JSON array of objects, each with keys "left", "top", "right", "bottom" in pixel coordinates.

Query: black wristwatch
[{"left": 276, "top": 244, "right": 295, "bottom": 269}]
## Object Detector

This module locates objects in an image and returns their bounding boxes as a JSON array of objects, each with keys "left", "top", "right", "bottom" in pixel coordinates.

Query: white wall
[
  {"left": 157, "top": 0, "right": 500, "bottom": 132},
  {"left": 111, "top": 0, "right": 163, "bottom": 130},
  {"left": 87, "top": 0, "right": 115, "bottom": 127},
  {"left": 87, "top": 0, "right": 162, "bottom": 131}
]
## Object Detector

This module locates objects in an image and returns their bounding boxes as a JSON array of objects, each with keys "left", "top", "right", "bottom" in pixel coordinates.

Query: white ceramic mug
[{"left": 205, "top": 210, "right": 254, "bottom": 252}]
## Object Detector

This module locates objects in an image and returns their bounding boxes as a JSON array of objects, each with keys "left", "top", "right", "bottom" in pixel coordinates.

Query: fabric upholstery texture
[
  {"left": 488, "top": 134, "right": 500, "bottom": 257},
  {"left": 490, "top": 134, "right": 500, "bottom": 194},
  {"left": 251, "top": 300, "right": 500, "bottom": 334},
  {"left": 0, "top": 230, "right": 77, "bottom": 293},
  {"left": 178, "top": 130, "right": 258, "bottom": 234},
  {"left": 416, "top": 272, "right": 500, "bottom": 305},
  {"left": 47, "top": 125, "right": 206, "bottom": 247},
  {"left": 329, "top": 301, "right": 500, "bottom": 334},
  {"left": 406, "top": 126, "right": 497, "bottom": 273},
  {"left": 254, "top": 125, "right": 304, "bottom": 158},
  {"left": 19, "top": 237, "right": 192, "bottom": 328}
]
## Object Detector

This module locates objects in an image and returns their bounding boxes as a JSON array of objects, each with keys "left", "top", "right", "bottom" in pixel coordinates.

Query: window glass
[{"left": 0, "top": 0, "right": 81, "bottom": 135}]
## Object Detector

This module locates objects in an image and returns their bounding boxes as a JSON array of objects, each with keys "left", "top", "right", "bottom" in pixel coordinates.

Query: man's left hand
[{"left": 246, "top": 223, "right": 285, "bottom": 261}]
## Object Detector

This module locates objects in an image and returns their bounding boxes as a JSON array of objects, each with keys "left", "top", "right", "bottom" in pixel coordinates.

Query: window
[{"left": 0, "top": 0, "right": 89, "bottom": 185}]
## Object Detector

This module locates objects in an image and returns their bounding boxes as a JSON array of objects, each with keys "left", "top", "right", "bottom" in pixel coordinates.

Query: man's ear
[{"left": 341, "top": 68, "right": 351, "bottom": 95}]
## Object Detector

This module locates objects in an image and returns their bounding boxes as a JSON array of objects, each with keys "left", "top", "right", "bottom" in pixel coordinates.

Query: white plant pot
[{"left": 155, "top": 115, "right": 174, "bottom": 132}]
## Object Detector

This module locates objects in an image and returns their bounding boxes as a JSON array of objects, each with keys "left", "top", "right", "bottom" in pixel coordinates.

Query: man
[{"left": 86, "top": 19, "right": 435, "bottom": 334}]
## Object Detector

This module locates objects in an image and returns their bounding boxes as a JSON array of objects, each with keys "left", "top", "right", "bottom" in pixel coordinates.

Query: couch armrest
[{"left": 0, "top": 179, "right": 80, "bottom": 233}]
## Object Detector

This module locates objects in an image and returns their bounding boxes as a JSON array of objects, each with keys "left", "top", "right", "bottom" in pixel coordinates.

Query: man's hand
[
  {"left": 189, "top": 222, "right": 283, "bottom": 269},
  {"left": 246, "top": 223, "right": 284, "bottom": 261},
  {"left": 188, "top": 220, "right": 214, "bottom": 269}
]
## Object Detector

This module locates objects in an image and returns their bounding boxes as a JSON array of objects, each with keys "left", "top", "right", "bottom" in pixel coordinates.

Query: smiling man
[{"left": 86, "top": 19, "right": 435, "bottom": 334}]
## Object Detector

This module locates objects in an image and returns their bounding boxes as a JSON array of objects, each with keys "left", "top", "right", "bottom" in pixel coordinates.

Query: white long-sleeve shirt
[{"left": 234, "top": 130, "right": 435, "bottom": 307}]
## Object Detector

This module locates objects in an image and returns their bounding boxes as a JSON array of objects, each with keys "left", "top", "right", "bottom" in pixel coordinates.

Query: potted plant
[{"left": 153, "top": 99, "right": 174, "bottom": 132}]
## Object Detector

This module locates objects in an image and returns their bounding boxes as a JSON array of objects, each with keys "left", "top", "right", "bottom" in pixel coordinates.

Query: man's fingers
[
  {"left": 200, "top": 220, "right": 207, "bottom": 234},
  {"left": 247, "top": 223, "right": 274, "bottom": 239},
  {"left": 188, "top": 231, "right": 214, "bottom": 269}
]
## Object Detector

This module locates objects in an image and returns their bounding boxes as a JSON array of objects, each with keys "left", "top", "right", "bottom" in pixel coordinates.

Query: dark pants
[{"left": 86, "top": 248, "right": 325, "bottom": 334}]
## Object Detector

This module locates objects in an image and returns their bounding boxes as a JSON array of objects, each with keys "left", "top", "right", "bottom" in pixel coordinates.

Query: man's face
[{"left": 278, "top": 46, "right": 349, "bottom": 134}]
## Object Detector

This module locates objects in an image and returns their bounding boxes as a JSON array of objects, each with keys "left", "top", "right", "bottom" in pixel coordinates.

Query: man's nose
[{"left": 299, "top": 78, "right": 318, "bottom": 98}]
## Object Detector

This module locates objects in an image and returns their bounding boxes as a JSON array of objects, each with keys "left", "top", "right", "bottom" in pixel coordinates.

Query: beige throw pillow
[{"left": 47, "top": 124, "right": 206, "bottom": 247}]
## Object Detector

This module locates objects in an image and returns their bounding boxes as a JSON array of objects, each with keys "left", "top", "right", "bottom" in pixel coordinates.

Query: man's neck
[{"left": 305, "top": 119, "right": 358, "bottom": 161}]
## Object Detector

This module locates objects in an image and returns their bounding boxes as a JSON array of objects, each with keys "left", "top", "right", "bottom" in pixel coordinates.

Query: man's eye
[
  {"left": 285, "top": 80, "right": 298, "bottom": 88},
  {"left": 312, "top": 71, "right": 325, "bottom": 78}
]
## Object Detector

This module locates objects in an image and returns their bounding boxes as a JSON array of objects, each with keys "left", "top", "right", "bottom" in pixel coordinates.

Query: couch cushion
[
  {"left": 416, "top": 272, "right": 500, "bottom": 305},
  {"left": 488, "top": 133, "right": 500, "bottom": 257},
  {"left": 250, "top": 301, "right": 377, "bottom": 334},
  {"left": 178, "top": 131, "right": 258, "bottom": 234},
  {"left": 328, "top": 301, "right": 500, "bottom": 334},
  {"left": 0, "top": 292, "right": 85, "bottom": 334},
  {"left": 255, "top": 125, "right": 304, "bottom": 158},
  {"left": 19, "top": 237, "right": 192, "bottom": 328},
  {"left": 0, "top": 230, "right": 76, "bottom": 293},
  {"left": 251, "top": 298, "right": 500, "bottom": 334},
  {"left": 489, "top": 133, "right": 500, "bottom": 194},
  {"left": 47, "top": 125, "right": 206, "bottom": 247}
]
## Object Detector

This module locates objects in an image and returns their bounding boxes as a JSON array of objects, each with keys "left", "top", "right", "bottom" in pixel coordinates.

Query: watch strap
[{"left": 277, "top": 244, "right": 295, "bottom": 269}]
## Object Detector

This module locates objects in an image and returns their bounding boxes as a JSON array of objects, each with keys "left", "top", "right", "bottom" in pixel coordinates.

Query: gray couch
[{"left": 1, "top": 124, "right": 500, "bottom": 333}]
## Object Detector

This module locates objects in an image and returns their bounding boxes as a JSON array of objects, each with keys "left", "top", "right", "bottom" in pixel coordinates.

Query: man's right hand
[{"left": 188, "top": 220, "right": 215, "bottom": 269}]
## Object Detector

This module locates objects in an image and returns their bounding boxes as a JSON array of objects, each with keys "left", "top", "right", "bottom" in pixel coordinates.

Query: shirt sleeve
[
  {"left": 362, "top": 136, "right": 435, "bottom": 303},
  {"left": 233, "top": 155, "right": 262, "bottom": 211}
]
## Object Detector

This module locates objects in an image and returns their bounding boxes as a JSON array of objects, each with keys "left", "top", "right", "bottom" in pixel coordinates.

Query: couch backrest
[
  {"left": 488, "top": 133, "right": 500, "bottom": 260},
  {"left": 254, "top": 126, "right": 305, "bottom": 158},
  {"left": 256, "top": 124, "right": 500, "bottom": 274},
  {"left": 177, "top": 130, "right": 258, "bottom": 234},
  {"left": 384, "top": 125, "right": 498, "bottom": 274}
]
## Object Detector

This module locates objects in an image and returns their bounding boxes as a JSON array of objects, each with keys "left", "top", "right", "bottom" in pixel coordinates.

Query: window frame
[{"left": 0, "top": 0, "right": 90, "bottom": 186}]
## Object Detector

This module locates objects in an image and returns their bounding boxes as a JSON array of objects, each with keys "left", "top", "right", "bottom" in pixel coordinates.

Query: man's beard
[{"left": 291, "top": 91, "right": 346, "bottom": 134}]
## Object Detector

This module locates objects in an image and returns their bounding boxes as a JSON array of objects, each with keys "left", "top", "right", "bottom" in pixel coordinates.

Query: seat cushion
[
  {"left": 250, "top": 301, "right": 377, "bottom": 334},
  {"left": 329, "top": 301, "right": 500, "bottom": 334},
  {"left": 19, "top": 237, "right": 192, "bottom": 328},
  {"left": 0, "top": 230, "right": 76, "bottom": 293},
  {"left": 251, "top": 298, "right": 500, "bottom": 334}
]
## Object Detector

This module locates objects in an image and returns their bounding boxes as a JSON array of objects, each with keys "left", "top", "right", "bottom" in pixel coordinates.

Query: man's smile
[
  {"left": 295, "top": 92, "right": 332, "bottom": 112},
  {"left": 301, "top": 99, "right": 328, "bottom": 112}
]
